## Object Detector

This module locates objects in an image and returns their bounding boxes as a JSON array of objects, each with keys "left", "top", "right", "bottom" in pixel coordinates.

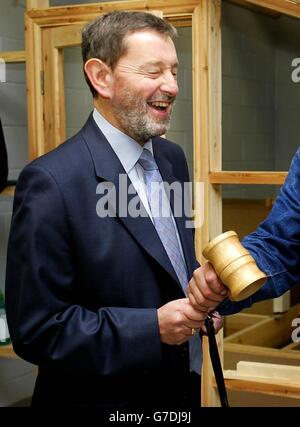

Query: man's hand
[
  {"left": 157, "top": 298, "right": 205, "bottom": 345},
  {"left": 188, "top": 262, "right": 228, "bottom": 312}
]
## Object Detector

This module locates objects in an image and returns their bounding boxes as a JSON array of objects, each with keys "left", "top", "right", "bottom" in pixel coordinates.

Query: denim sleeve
[{"left": 218, "top": 148, "right": 300, "bottom": 316}]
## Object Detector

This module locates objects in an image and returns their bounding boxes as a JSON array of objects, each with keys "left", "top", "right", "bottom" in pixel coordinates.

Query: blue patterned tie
[{"left": 138, "top": 149, "right": 201, "bottom": 374}]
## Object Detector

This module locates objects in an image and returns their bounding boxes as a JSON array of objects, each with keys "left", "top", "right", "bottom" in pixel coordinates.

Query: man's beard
[{"left": 111, "top": 89, "right": 174, "bottom": 144}]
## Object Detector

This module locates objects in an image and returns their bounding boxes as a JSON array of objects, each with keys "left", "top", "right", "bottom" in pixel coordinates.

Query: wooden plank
[
  {"left": 242, "top": 299, "right": 274, "bottom": 315},
  {"left": 193, "top": 2, "right": 211, "bottom": 407},
  {"left": 0, "top": 51, "right": 26, "bottom": 63},
  {"left": 226, "top": 0, "right": 281, "bottom": 17},
  {"left": 26, "top": 0, "right": 49, "bottom": 10},
  {"left": 226, "top": 387, "right": 300, "bottom": 406},
  {"left": 192, "top": 0, "right": 222, "bottom": 407},
  {"left": 223, "top": 198, "right": 273, "bottom": 241},
  {"left": 57, "top": 46, "right": 66, "bottom": 147},
  {"left": 224, "top": 313, "right": 268, "bottom": 336},
  {"left": 235, "top": 360, "right": 300, "bottom": 382},
  {"left": 224, "top": 377, "right": 300, "bottom": 399},
  {"left": 25, "top": 14, "right": 45, "bottom": 160},
  {"left": 225, "top": 316, "right": 298, "bottom": 348},
  {"left": 149, "top": 10, "right": 164, "bottom": 18},
  {"left": 50, "top": 24, "right": 83, "bottom": 48},
  {"left": 282, "top": 341, "right": 300, "bottom": 351},
  {"left": 224, "top": 317, "right": 275, "bottom": 346},
  {"left": 224, "top": 342, "right": 300, "bottom": 370},
  {"left": 193, "top": 2, "right": 209, "bottom": 253},
  {"left": 225, "top": 307, "right": 300, "bottom": 348},
  {"left": 224, "top": 357, "right": 300, "bottom": 404},
  {"left": 43, "top": 28, "right": 66, "bottom": 152},
  {"left": 25, "top": 0, "right": 300, "bottom": 27},
  {"left": 225, "top": 370, "right": 300, "bottom": 386},
  {"left": 28, "top": 14, "right": 192, "bottom": 28},
  {"left": 242, "top": 0, "right": 300, "bottom": 19},
  {"left": 166, "top": 13, "right": 193, "bottom": 26},
  {"left": 209, "top": 171, "right": 287, "bottom": 185},
  {"left": 207, "top": 0, "right": 222, "bottom": 245},
  {"left": 0, "top": 344, "right": 17, "bottom": 359},
  {"left": 27, "top": 0, "right": 202, "bottom": 25},
  {"left": 0, "top": 186, "right": 15, "bottom": 197}
]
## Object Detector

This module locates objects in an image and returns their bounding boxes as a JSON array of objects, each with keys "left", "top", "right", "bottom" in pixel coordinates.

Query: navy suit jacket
[{"left": 5, "top": 115, "right": 198, "bottom": 407}]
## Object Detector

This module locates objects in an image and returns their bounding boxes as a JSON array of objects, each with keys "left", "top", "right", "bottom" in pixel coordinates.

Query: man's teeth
[{"left": 149, "top": 102, "right": 169, "bottom": 108}]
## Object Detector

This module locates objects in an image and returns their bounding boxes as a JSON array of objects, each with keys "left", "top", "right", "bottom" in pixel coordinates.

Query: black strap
[{"left": 204, "top": 315, "right": 229, "bottom": 407}]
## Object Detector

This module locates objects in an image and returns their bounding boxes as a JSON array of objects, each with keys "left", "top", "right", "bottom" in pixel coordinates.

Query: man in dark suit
[{"left": 5, "top": 11, "right": 224, "bottom": 407}]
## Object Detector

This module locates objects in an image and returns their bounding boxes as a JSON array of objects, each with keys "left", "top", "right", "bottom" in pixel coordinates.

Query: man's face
[{"left": 108, "top": 30, "right": 179, "bottom": 144}]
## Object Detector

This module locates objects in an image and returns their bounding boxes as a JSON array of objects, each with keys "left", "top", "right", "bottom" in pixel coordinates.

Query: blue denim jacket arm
[{"left": 218, "top": 147, "right": 300, "bottom": 316}]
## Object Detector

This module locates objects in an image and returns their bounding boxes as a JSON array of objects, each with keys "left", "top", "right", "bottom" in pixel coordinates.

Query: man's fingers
[
  {"left": 202, "top": 262, "right": 227, "bottom": 296},
  {"left": 188, "top": 264, "right": 227, "bottom": 309},
  {"left": 186, "top": 290, "right": 209, "bottom": 314},
  {"left": 189, "top": 276, "right": 224, "bottom": 306}
]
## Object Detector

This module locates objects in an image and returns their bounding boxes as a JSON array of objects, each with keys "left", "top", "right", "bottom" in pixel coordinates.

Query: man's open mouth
[{"left": 147, "top": 101, "right": 170, "bottom": 112}]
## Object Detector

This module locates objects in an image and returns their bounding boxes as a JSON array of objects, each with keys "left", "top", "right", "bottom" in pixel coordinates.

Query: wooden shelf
[
  {"left": 229, "top": 0, "right": 300, "bottom": 20},
  {"left": 1, "top": 186, "right": 15, "bottom": 196},
  {"left": 209, "top": 171, "right": 288, "bottom": 185},
  {"left": 0, "top": 51, "right": 26, "bottom": 63},
  {"left": 224, "top": 377, "right": 300, "bottom": 399},
  {"left": 0, "top": 343, "right": 17, "bottom": 359}
]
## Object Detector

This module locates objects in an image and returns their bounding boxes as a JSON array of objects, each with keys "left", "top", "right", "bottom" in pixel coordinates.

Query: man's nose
[{"left": 160, "top": 72, "right": 179, "bottom": 97}]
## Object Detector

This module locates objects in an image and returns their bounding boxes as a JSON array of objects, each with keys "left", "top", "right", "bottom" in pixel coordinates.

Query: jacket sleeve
[
  {"left": 218, "top": 148, "right": 300, "bottom": 316},
  {"left": 5, "top": 164, "right": 162, "bottom": 375}
]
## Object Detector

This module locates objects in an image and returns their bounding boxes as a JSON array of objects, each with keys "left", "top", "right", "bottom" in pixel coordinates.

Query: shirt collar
[{"left": 93, "top": 108, "right": 153, "bottom": 173}]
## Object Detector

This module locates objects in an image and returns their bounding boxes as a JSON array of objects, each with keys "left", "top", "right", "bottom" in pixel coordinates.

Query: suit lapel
[{"left": 81, "top": 115, "right": 183, "bottom": 288}]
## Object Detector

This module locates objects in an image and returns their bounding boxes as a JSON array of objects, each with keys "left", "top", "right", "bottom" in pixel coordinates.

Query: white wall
[
  {"left": 222, "top": 2, "right": 300, "bottom": 199},
  {"left": 0, "top": 0, "right": 27, "bottom": 181},
  {"left": 168, "top": 27, "right": 193, "bottom": 179},
  {"left": 275, "top": 15, "right": 300, "bottom": 171},
  {"left": 222, "top": 2, "right": 277, "bottom": 199},
  {"left": 64, "top": 47, "right": 92, "bottom": 139},
  {"left": 222, "top": 2, "right": 276, "bottom": 173}
]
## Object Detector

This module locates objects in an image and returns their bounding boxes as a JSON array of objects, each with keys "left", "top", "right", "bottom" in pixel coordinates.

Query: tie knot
[{"left": 138, "top": 149, "right": 158, "bottom": 171}]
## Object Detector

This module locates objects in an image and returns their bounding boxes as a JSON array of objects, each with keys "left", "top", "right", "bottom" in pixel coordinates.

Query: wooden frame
[
  {"left": 0, "top": 50, "right": 26, "bottom": 197},
  {"left": 209, "top": 171, "right": 288, "bottom": 185},
  {"left": 1, "top": 187, "right": 15, "bottom": 197},
  {"left": 0, "top": 51, "right": 26, "bottom": 63},
  {"left": 0, "top": 344, "right": 17, "bottom": 359},
  {"left": 223, "top": 306, "right": 300, "bottom": 405}
]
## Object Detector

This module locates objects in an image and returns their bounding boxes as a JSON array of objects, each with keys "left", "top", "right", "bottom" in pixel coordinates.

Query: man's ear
[{"left": 84, "top": 58, "right": 113, "bottom": 99}]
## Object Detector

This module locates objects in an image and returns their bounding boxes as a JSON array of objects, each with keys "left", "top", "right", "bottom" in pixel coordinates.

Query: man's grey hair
[{"left": 81, "top": 10, "right": 177, "bottom": 97}]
